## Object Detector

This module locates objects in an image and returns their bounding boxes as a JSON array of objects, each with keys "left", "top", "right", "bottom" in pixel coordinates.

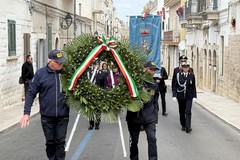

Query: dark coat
[
  {"left": 154, "top": 67, "right": 168, "bottom": 92},
  {"left": 21, "top": 61, "right": 34, "bottom": 83},
  {"left": 172, "top": 72, "right": 197, "bottom": 100},
  {"left": 126, "top": 82, "right": 159, "bottom": 124},
  {"left": 95, "top": 69, "right": 109, "bottom": 88},
  {"left": 24, "top": 65, "right": 69, "bottom": 117},
  {"left": 171, "top": 66, "right": 194, "bottom": 91}
]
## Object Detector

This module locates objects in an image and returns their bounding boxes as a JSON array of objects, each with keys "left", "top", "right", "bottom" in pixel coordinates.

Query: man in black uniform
[
  {"left": 171, "top": 55, "right": 193, "bottom": 92},
  {"left": 126, "top": 61, "right": 159, "bottom": 160},
  {"left": 172, "top": 62, "right": 197, "bottom": 133}
]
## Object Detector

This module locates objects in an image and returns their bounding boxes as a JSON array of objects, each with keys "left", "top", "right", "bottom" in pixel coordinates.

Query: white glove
[
  {"left": 172, "top": 97, "right": 177, "bottom": 102},
  {"left": 193, "top": 98, "right": 197, "bottom": 103}
]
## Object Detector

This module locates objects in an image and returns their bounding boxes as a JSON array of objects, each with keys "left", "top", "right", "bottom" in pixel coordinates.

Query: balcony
[
  {"left": 164, "top": 0, "right": 179, "bottom": 7},
  {"left": 176, "top": 5, "right": 187, "bottom": 28},
  {"left": 185, "top": 0, "right": 202, "bottom": 26},
  {"left": 198, "top": 0, "right": 219, "bottom": 21},
  {"left": 163, "top": 30, "right": 180, "bottom": 45}
]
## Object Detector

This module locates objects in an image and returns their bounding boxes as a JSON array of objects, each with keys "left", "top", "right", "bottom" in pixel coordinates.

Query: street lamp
[
  {"left": 60, "top": 13, "right": 73, "bottom": 30},
  {"left": 60, "top": 13, "right": 73, "bottom": 43}
]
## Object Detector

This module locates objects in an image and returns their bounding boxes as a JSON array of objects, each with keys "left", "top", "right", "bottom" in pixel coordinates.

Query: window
[
  {"left": 23, "top": 33, "right": 31, "bottom": 59},
  {"left": 8, "top": 20, "right": 16, "bottom": 56}
]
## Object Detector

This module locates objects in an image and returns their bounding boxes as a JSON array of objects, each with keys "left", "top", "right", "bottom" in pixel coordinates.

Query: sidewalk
[
  {"left": 1, "top": 81, "right": 240, "bottom": 134},
  {"left": 0, "top": 99, "right": 39, "bottom": 134}
]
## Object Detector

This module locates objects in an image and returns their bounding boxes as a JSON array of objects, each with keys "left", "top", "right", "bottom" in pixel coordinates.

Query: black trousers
[
  {"left": 127, "top": 121, "right": 157, "bottom": 160},
  {"left": 89, "top": 111, "right": 101, "bottom": 126},
  {"left": 177, "top": 99, "right": 192, "bottom": 128},
  {"left": 159, "top": 90, "right": 166, "bottom": 114},
  {"left": 24, "top": 82, "right": 30, "bottom": 98},
  {"left": 41, "top": 115, "right": 69, "bottom": 160}
]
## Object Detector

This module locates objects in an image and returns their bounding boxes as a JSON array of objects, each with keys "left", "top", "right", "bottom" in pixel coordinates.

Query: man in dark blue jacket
[
  {"left": 126, "top": 61, "right": 159, "bottom": 160},
  {"left": 20, "top": 49, "right": 69, "bottom": 160}
]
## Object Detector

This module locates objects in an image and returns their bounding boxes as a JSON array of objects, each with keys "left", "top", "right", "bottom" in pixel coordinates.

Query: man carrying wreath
[{"left": 126, "top": 61, "right": 159, "bottom": 160}]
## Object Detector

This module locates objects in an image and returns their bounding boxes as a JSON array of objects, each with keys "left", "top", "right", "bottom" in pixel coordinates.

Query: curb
[
  {"left": 0, "top": 112, "right": 40, "bottom": 135},
  {"left": 196, "top": 100, "right": 240, "bottom": 133}
]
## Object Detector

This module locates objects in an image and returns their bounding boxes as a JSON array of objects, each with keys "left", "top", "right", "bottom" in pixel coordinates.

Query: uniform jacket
[
  {"left": 172, "top": 72, "right": 197, "bottom": 100},
  {"left": 126, "top": 81, "right": 159, "bottom": 124},
  {"left": 172, "top": 67, "right": 193, "bottom": 91},
  {"left": 24, "top": 65, "right": 69, "bottom": 117}
]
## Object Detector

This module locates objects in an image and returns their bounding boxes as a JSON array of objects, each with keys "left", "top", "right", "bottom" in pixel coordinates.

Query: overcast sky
[{"left": 113, "top": 0, "right": 150, "bottom": 22}]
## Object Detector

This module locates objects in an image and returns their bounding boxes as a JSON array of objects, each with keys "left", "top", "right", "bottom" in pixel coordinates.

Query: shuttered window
[
  {"left": 8, "top": 20, "right": 16, "bottom": 56},
  {"left": 24, "top": 33, "right": 31, "bottom": 59},
  {"left": 47, "top": 24, "right": 52, "bottom": 53}
]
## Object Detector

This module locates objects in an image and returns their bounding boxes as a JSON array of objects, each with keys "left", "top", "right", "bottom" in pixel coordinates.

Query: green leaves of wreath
[{"left": 61, "top": 34, "right": 154, "bottom": 122}]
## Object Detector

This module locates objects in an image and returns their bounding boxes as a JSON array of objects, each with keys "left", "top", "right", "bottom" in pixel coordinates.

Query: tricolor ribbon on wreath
[{"left": 68, "top": 35, "right": 139, "bottom": 97}]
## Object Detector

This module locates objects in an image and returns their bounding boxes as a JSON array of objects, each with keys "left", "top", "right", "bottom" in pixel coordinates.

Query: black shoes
[
  {"left": 88, "top": 124, "right": 100, "bottom": 130},
  {"left": 88, "top": 124, "right": 94, "bottom": 130},
  {"left": 186, "top": 127, "right": 192, "bottom": 133},
  {"left": 162, "top": 112, "right": 168, "bottom": 116},
  {"left": 95, "top": 123, "right": 100, "bottom": 130}
]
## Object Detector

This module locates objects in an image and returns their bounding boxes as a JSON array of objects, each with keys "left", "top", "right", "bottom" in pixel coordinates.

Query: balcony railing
[
  {"left": 198, "top": 0, "right": 218, "bottom": 12},
  {"left": 185, "top": 0, "right": 199, "bottom": 19},
  {"left": 163, "top": 30, "right": 180, "bottom": 45}
]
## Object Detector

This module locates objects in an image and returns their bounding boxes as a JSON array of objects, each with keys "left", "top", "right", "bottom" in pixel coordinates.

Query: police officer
[
  {"left": 172, "top": 55, "right": 193, "bottom": 92},
  {"left": 172, "top": 62, "right": 197, "bottom": 133}
]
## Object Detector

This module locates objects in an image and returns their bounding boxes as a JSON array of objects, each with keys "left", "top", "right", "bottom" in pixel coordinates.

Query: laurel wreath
[{"left": 61, "top": 34, "right": 153, "bottom": 122}]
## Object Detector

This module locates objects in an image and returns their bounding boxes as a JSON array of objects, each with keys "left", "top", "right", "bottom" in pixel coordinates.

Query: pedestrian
[
  {"left": 95, "top": 62, "right": 109, "bottom": 88},
  {"left": 19, "top": 49, "right": 70, "bottom": 160},
  {"left": 171, "top": 55, "right": 193, "bottom": 92},
  {"left": 126, "top": 61, "right": 159, "bottom": 160},
  {"left": 21, "top": 55, "right": 34, "bottom": 98},
  {"left": 88, "top": 62, "right": 109, "bottom": 130},
  {"left": 107, "top": 64, "right": 122, "bottom": 88},
  {"left": 87, "top": 61, "right": 99, "bottom": 84},
  {"left": 172, "top": 62, "right": 197, "bottom": 133},
  {"left": 154, "top": 66, "right": 168, "bottom": 116}
]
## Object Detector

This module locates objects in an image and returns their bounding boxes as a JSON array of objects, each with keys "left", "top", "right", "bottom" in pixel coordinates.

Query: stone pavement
[{"left": 1, "top": 80, "right": 240, "bottom": 134}]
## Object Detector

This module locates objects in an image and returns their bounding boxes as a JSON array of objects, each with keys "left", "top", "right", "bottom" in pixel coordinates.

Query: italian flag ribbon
[{"left": 68, "top": 35, "right": 139, "bottom": 97}]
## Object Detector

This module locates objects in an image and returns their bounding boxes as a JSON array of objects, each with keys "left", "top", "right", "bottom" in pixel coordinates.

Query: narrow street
[{"left": 1, "top": 88, "right": 240, "bottom": 160}]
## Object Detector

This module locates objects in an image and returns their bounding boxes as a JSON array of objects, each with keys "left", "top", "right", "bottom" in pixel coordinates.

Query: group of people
[
  {"left": 87, "top": 61, "right": 122, "bottom": 130},
  {"left": 19, "top": 48, "right": 196, "bottom": 160}
]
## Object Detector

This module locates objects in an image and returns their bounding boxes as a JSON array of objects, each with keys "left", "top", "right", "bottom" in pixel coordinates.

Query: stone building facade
[
  {"left": 163, "top": 0, "right": 240, "bottom": 103},
  {"left": 0, "top": 0, "right": 127, "bottom": 109},
  {"left": 0, "top": 0, "right": 32, "bottom": 107}
]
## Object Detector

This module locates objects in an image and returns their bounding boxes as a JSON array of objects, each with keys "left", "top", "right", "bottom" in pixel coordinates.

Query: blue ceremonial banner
[{"left": 129, "top": 15, "right": 161, "bottom": 73}]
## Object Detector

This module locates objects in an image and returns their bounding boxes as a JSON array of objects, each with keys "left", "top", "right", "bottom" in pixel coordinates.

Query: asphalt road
[{"left": 1, "top": 89, "right": 240, "bottom": 160}]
